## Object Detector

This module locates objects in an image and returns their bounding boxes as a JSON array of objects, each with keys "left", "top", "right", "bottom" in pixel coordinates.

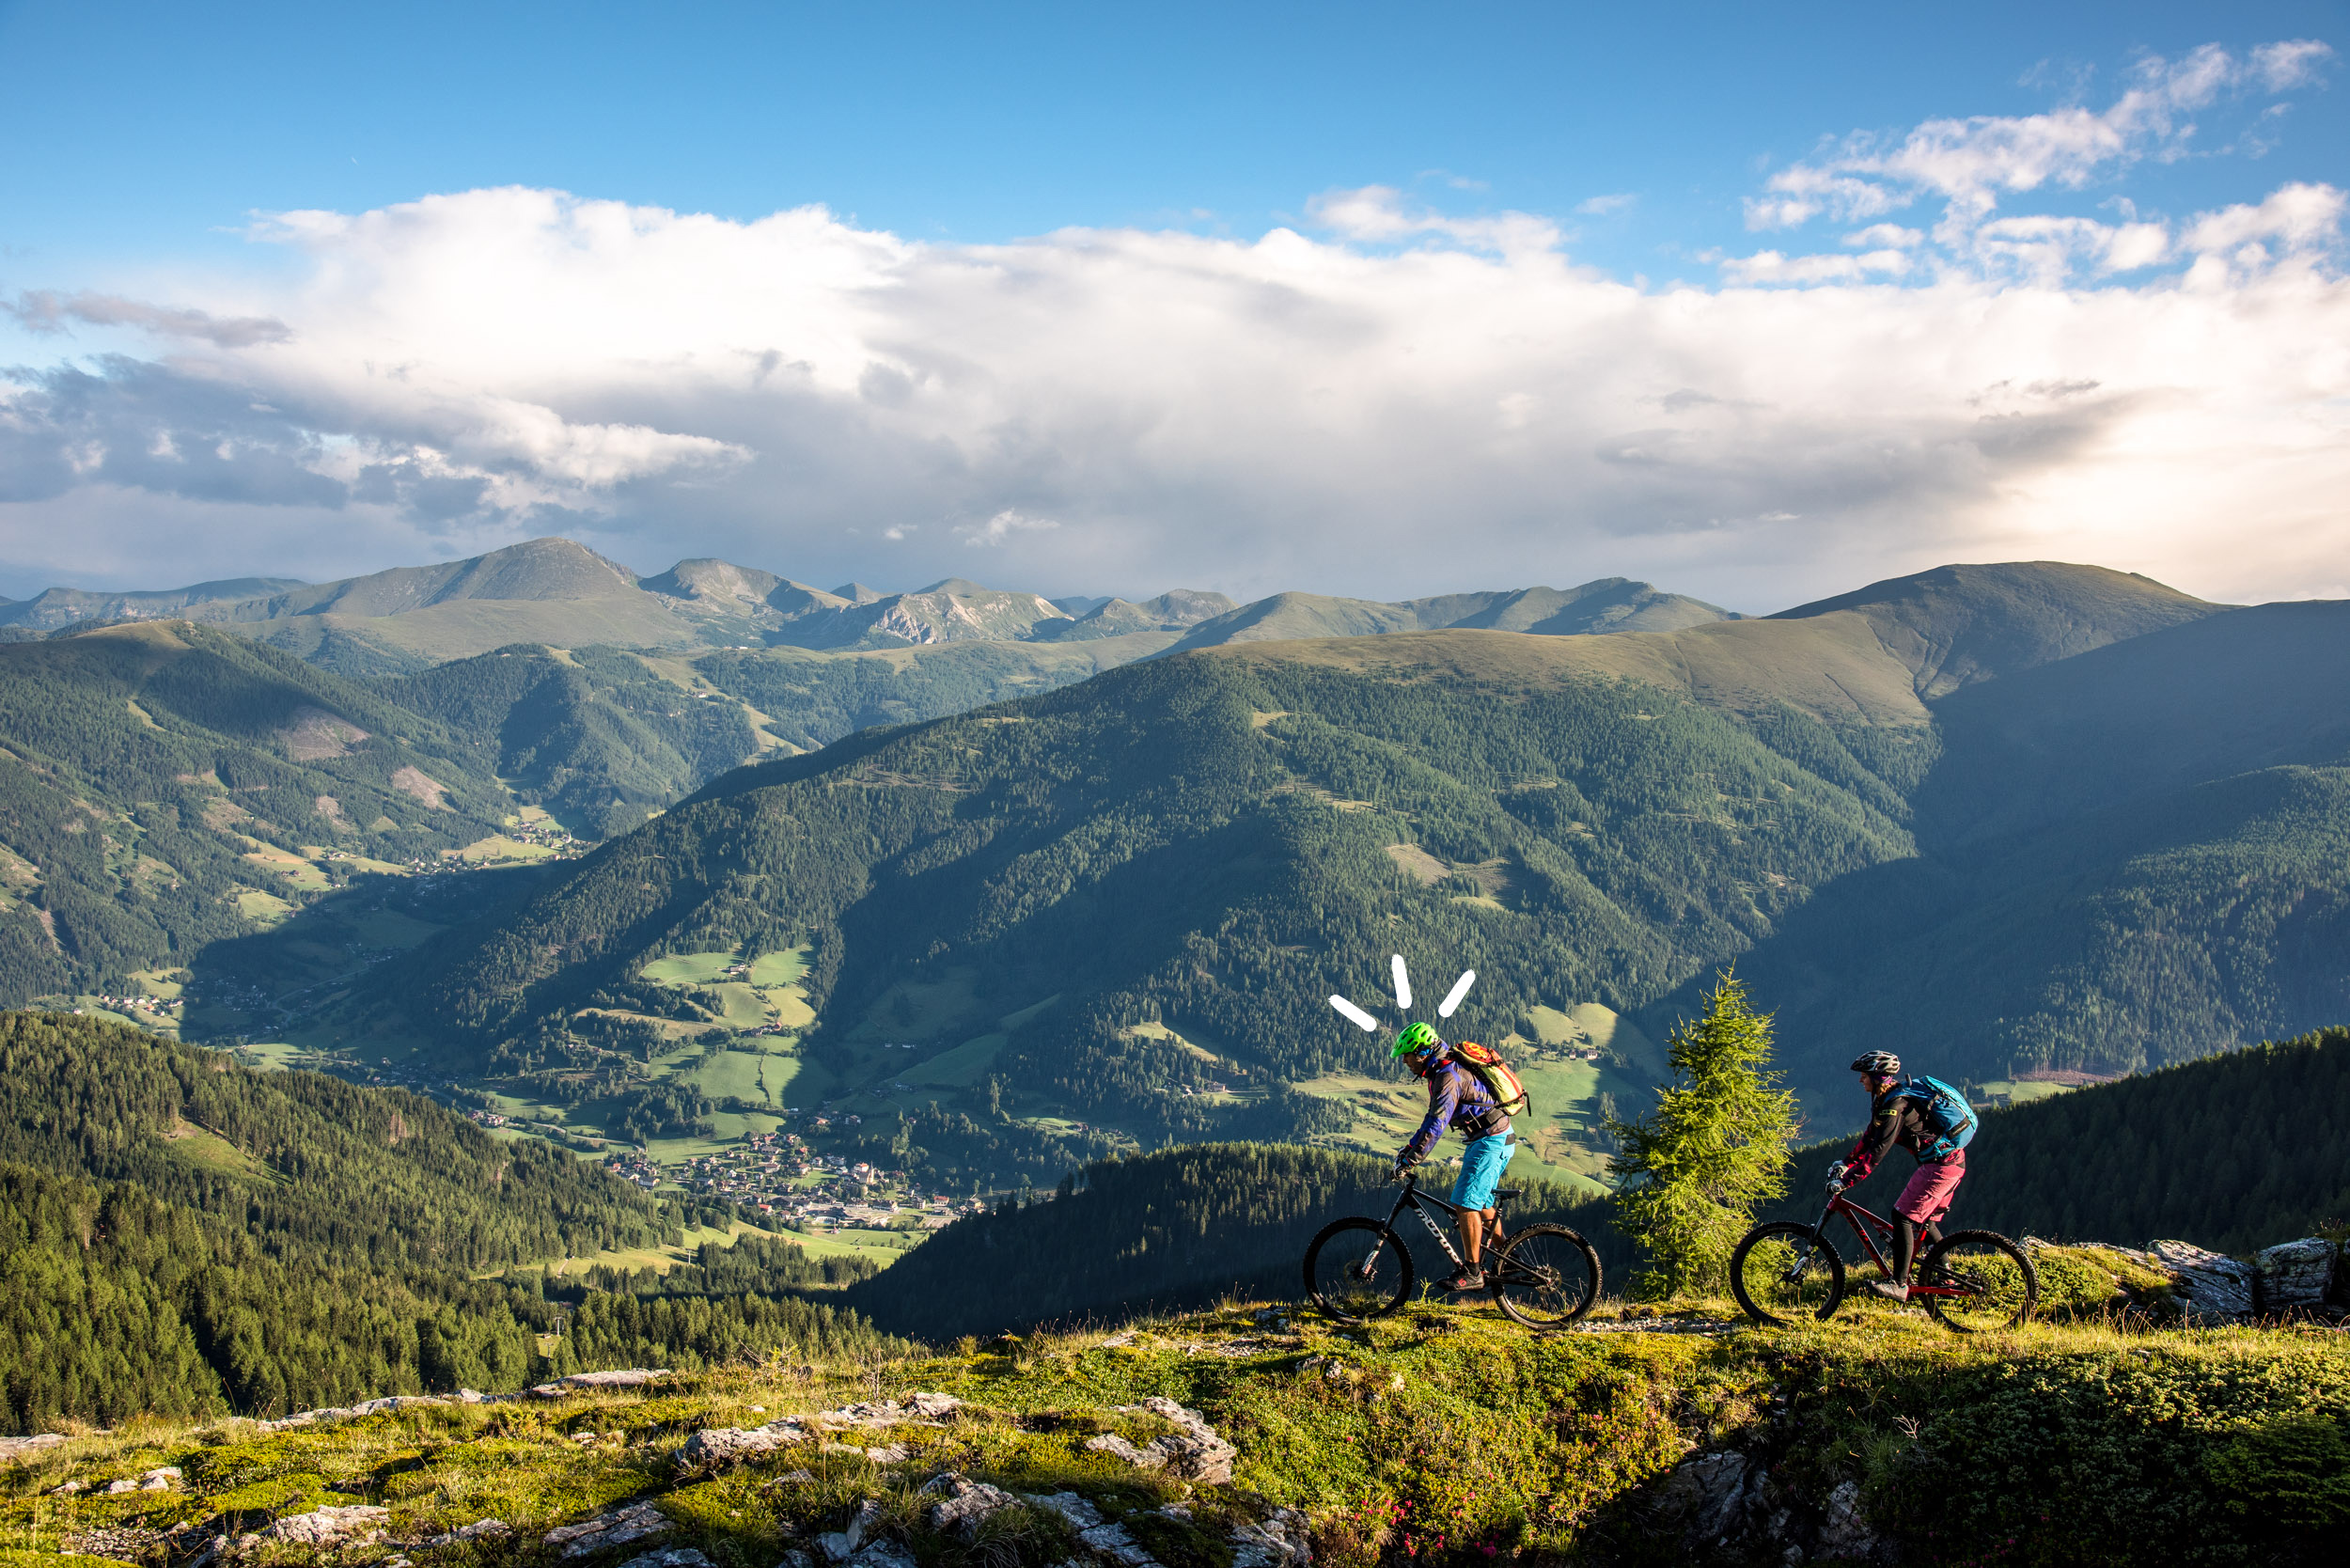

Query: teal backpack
[{"left": 1882, "top": 1074, "right": 1978, "bottom": 1160}]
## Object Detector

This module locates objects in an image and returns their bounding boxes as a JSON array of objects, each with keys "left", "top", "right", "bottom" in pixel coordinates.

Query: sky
[{"left": 0, "top": 1, "right": 2344, "bottom": 612}]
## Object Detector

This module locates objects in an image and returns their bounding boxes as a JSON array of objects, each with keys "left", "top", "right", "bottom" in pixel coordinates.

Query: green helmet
[{"left": 1391, "top": 1022, "right": 1441, "bottom": 1058}]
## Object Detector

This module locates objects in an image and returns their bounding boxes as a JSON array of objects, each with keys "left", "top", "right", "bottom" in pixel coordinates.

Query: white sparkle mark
[
  {"left": 1438, "top": 969, "right": 1477, "bottom": 1019},
  {"left": 1330, "top": 995, "right": 1380, "bottom": 1032},
  {"left": 1391, "top": 954, "right": 1412, "bottom": 1010}
]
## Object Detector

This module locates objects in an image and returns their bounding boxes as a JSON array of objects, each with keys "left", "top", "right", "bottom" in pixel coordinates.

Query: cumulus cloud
[{"left": 0, "top": 72, "right": 2345, "bottom": 608}]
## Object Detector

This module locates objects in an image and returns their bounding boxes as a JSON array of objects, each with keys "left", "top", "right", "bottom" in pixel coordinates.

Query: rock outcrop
[{"left": 545, "top": 1500, "right": 670, "bottom": 1558}]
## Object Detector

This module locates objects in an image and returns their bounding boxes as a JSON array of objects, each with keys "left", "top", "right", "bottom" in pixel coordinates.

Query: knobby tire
[
  {"left": 1731, "top": 1221, "right": 1847, "bottom": 1325},
  {"left": 1303, "top": 1216, "right": 1414, "bottom": 1322},
  {"left": 1920, "top": 1229, "right": 2039, "bottom": 1332},
  {"left": 1489, "top": 1223, "right": 1602, "bottom": 1328}
]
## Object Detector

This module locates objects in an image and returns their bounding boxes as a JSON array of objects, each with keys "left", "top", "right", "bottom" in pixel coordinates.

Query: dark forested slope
[
  {"left": 0, "top": 1012, "right": 895, "bottom": 1428},
  {"left": 842, "top": 1142, "right": 1616, "bottom": 1341}
]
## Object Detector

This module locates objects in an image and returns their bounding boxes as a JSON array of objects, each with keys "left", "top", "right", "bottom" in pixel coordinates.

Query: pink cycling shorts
[{"left": 1896, "top": 1150, "right": 1966, "bottom": 1225}]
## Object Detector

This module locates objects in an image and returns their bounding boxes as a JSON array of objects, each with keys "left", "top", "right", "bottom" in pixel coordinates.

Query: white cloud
[
  {"left": 1574, "top": 194, "right": 1637, "bottom": 216},
  {"left": 1843, "top": 225, "right": 1924, "bottom": 249},
  {"left": 1306, "top": 185, "right": 1561, "bottom": 256},
  {"left": 958, "top": 510, "right": 1058, "bottom": 547},
  {"left": 1747, "top": 40, "right": 2336, "bottom": 238},
  {"left": 0, "top": 168, "right": 2344, "bottom": 610},
  {"left": 1718, "top": 248, "right": 1913, "bottom": 285},
  {"left": 4, "top": 290, "right": 292, "bottom": 348}
]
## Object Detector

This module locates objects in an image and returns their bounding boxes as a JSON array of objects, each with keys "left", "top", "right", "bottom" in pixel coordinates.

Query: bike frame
[
  {"left": 1809, "top": 1188, "right": 1966, "bottom": 1299},
  {"left": 1378, "top": 1173, "right": 1508, "bottom": 1274}
]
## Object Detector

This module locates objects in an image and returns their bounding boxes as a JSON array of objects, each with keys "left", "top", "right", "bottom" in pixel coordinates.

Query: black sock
[{"left": 1893, "top": 1218, "right": 1919, "bottom": 1284}]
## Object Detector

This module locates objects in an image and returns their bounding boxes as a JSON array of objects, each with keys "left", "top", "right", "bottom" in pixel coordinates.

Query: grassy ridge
[{"left": 2, "top": 1300, "right": 2341, "bottom": 1567}]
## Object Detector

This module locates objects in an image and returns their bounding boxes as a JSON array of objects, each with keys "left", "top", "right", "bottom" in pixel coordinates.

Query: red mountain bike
[{"left": 1731, "top": 1180, "right": 2039, "bottom": 1333}]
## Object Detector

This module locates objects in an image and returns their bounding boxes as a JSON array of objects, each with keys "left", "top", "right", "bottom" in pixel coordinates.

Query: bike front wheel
[
  {"left": 1730, "top": 1221, "right": 1846, "bottom": 1325},
  {"left": 1489, "top": 1224, "right": 1602, "bottom": 1328},
  {"left": 1920, "top": 1230, "right": 2038, "bottom": 1333},
  {"left": 1303, "top": 1217, "right": 1414, "bottom": 1321}
]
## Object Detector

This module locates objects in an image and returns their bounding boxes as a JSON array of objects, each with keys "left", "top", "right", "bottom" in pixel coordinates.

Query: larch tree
[{"left": 1606, "top": 969, "right": 1798, "bottom": 1298}]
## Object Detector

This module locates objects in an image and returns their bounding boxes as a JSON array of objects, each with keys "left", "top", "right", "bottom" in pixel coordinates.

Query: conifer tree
[{"left": 1607, "top": 970, "right": 1797, "bottom": 1298}]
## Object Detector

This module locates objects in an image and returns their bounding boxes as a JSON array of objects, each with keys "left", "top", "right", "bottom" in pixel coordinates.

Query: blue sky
[
  {"left": 1, "top": 2, "right": 2345, "bottom": 606},
  {"left": 7, "top": 1, "right": 2340, "bottom": 274}
]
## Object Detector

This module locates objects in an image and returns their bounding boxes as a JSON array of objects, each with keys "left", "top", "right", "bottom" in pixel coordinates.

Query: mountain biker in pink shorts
[{"left": 1828, "top": 1050, "right": 1972, "bottom": 1302}]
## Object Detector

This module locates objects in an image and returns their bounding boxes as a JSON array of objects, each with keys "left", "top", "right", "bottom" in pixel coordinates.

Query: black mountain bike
[
  {"left": 1730, "top": 1181, "right": 2038, "bottom": 1333},
  {"left": 1302, "top": 1171, "right": 1601, "bottom": 1328}
]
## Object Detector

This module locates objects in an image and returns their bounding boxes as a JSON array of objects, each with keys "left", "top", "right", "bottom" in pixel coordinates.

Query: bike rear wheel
[
  {"left": 1920, "top": 1230, "right": 2038, "bottom": 1333},
  {"left": 1489, "top": 1224, "right": 1602, "bottom": 1328},
  {"left": 1730, "top": 1221, "right": 1846, "bottom": 1325},
  {"left": 1304, "top": 1217, "right": 1414, "bottom": 1321}
]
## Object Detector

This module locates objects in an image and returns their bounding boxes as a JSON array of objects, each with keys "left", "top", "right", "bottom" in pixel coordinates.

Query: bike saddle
[{"left": 1494, "top": 1187, "right": 1522, "bottom": 1200}]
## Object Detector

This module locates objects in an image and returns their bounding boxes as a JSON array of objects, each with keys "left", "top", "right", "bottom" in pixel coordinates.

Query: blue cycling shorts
[{"left": 1451, "top": 1132, "right": 1516, "bottom": 1212}]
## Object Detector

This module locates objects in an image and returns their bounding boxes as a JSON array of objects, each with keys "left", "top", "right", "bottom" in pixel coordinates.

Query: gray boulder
[
  {"left": 1651, "top": 1450, "right": 1758, "bottom": 1544},
  {"left": 2151, "top": 1240, "right": 2259, "bottom": 1322},
  {"left": 929, "top": 1477, "right": 1019, "bottom": 1540},
  {"left": 1230, "top": 1508, "right": 1312, "bottom": 1568},
  {"left": 679, "top": 1425, "right": 807, "bottom": 1468},
  {"left": 262, "top": 1504, "right": 392, "bottom": 1545},
  {"left": 2254, "top": 1237, "right": 2339, "bottom": 1311},
  {"left": 546, "top": 1500, "right": 670, "bottom": 1558}
]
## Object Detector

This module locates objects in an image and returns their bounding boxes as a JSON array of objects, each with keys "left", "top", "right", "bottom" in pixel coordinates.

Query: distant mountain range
[
  {"left": 0, "top": 536, "right": 1733, "bottom": 672},
  {"left": 11, "top": 541, "right": 2346, "bottom": 1195}
]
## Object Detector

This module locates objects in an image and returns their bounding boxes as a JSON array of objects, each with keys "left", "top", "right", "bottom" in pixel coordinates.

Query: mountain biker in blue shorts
[{"left": 1392, "top": 1022, "right": 1515, "bottom": 1292}]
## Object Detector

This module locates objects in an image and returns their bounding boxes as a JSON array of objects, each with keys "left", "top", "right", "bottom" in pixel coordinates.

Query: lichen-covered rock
[
  {"left": 533, "top": 1368, "right": 671, "bottom": 1398},
  {"left": 545, "top": 1500, "right": 670, "bottom": 1558},
  {"left": 1080, "top": 1521, "right": 1165, "bottom": 1568},
  {"left": 2254, "top": 1238, "right": 2338, "bottom": 1310},
  {"left": 618, "top": 1551, "right": 716, "bottom": 1568},
  {"left": 263, "top": 1504, "right": 391, "bottom": 1545},
  {"left": 1230, "top": 1508, "right": 1311, "bottom": 1568},
  {"left": 2153, "top": 1241, "right": 2259, "bottom": 1322},
  {"left": 849, "top": 1542, "right": 919, "bottom": 1568},
  {"left": 1817, "top": 1480, "right": 1887, "bottom": 1562},
  {"left": 425, "top": 1518, "right": 513, "bottom": 1545},
  {"left": 1086, "top": 1398, "right": 1239, "bottom": 1484},
  {"left": 1651, "top": 1450, "right": 1756, "bottom": 1544},
  {"left": 0, "top": 1434, "right": 65, "bottom": 1462},
  {"left": 679, "top": 1425, "right": 807, "bottom": 1468},
  {"left": 1027, "top": 1493, "right": 1105, "bottom": 1530},
  {"left": 1084, "top": 1433, "right": 1163, "bottom": 1469},
  {"left": 928, "top": 1476, "right": 1019, "bottom": 1539}
]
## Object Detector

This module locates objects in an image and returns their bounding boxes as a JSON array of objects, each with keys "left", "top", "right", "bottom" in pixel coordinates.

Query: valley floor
[{"left": 6, "top": 1296, "right": 2342, "bottom": 1568}]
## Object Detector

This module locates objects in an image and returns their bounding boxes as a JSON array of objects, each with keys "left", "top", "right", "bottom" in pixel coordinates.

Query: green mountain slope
[
  {"left": 382, "top": 645, "right": 771, "bottom": 839},
  {"left": 0, "top": 622, "right": 513, "bottom": 1005},
  {"left": 1772, "top": 559, "right": 2220, "bottom": 697},
  {"left": 346, "top": 633, "right": 1931, "bottom": 1169},
  {"left": 1664, "top": 600, "right": 2350, "bottom": 1087},
  {"left": 1161, "top": 577, "right": 1734, "bottom": 652},
  {"left": 334, "top": 559, "right": 2350, "bottom": 1184},
  {"left": 0, "top": 575, "right": 307, "bottom": 633}
]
